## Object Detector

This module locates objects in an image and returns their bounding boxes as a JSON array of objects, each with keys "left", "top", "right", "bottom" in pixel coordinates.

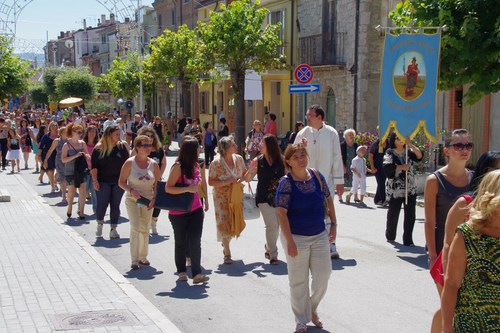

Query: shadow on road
[
  {"left": 93, "top": 237, "right": 130, "bottom": 248},
  {"left": 397, "top": 254, "right": 428, "bottom": 269},
  {"left": 251, "top": 260, "right": 288, "bottom": 277},
  {"left": 331, "top": 258, "right": 357, "bottom": 271},
  {"left": 149, "top": 234, "right": 171, "bottom": 244},
  {"left": 65, "top": 218, "right": 90, "bottom": 227},
  {"left": 214, "top": 260, "right": 262, "bottom": 277},
  {"left": 156, "top": 280, "right": 210, "bottom": 300},
  {"left": 124, "top": 266, "right": 164, "bottom": 280}
]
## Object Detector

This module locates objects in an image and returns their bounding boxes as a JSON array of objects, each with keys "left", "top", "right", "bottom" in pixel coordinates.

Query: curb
[{"left": 17, "top": 175, "right": 182, "bottom": 333}]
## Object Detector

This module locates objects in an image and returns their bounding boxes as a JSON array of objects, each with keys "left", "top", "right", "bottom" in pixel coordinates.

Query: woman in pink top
[{"left": 166, "top": 136, "right": 209, "bottom": 284}]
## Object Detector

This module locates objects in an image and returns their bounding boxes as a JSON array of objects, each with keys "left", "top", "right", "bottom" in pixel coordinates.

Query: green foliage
[
  {"left": 99, "top": 52, "right": 141, "bottom": 99},
  {"left": 389, "top": 0, "right": 500, "bottom": 104},
  {"left": 0, "top": 36, "right": 32, "bottom": 99},
  {"left": 197, "top": 0, "right": 286, "bottom": 149},
  {"left": 43, "top": 66, "right": 66, "bottom": 101},
  {"left": 144, "top": 25, "right": 200, "bottom": 85},
  {"left": 55, "top": 67, "right": 97, "bottom": 101},
  {"left": 197, "top": 0, "right": 286, "bottom": 79},
  {"left": 29, "top": 83, "right": 49, "bottom": 105},
  {"left": 85, "top": 99, "right": 113, "bottom": 114}
]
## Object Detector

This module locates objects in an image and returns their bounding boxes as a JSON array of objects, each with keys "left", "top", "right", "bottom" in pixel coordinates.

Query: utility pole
[{"left": 137, "top": 0, "right": 144, "bottom": 114}]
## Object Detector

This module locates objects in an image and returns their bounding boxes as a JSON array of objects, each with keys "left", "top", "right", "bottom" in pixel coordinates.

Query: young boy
[{"left": 346, "top": 145, "right": 372, "bottom": 204}]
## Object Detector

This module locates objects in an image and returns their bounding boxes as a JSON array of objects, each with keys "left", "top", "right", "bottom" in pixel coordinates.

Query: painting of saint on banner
[{"left": 393, "top": 52, "right": 426, "bottom": 101}]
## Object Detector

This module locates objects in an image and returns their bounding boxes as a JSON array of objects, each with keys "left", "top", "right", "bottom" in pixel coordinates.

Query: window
[
  {"left": 171, "top": 9, "right": 176, "bottom": 26},
  {"left": 269, "top": 9, "right": 285, "bottom": 55},
  {"left": 158, "top": 14, "right": 162, "bottom": 31},
  {"left": 200, "top": 92, "right": 209, "bottom": 114}
]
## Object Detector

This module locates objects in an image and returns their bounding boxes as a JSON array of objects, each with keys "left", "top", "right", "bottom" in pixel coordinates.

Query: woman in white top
[{"left": 119, "top": 135, "right": 161, "bottom": 270}]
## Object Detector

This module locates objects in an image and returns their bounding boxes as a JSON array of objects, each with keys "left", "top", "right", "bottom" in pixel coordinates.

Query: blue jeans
[
  {"left": 95, "top": 182, "right": 124, "bottom": 227},
  {"left": 85, "top": 174, "right": 97, "bottom": 214}
]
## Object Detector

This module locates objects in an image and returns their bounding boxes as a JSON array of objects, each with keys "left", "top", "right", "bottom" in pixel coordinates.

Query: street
[{"left": 15, "top": 150, "right": 439, "bottom": 333}]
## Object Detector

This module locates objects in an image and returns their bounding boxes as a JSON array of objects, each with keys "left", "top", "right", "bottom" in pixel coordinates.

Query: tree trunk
[
  {"left": 181, "top": 80, "right": 191, "bottom": 117},
  {"left": 232, "top": 70, "right": 246, "bottom": 155}
]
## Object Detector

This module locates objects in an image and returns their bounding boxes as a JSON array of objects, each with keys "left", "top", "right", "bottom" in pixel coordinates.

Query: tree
[
  {"left": 389, "top": 0, "right": 500, "bottom": 104},
  {"left": 29, "top": 83, "right": 49, "bottom": 105},
  {"left": 42, "top": 66, "right": 66, "bottom": 101},
  {"left": 0, "top": 36, "right": 32, "bottom": 99},
  {"left": 55, "top": 67, "right": 97, "bottom": 101},
  {"left": 143, "top": 25, "right": 200, "bottom": 117},
  {"left": 197, "top": 0, "right": 286, "bottom": 151},
  {"left": 99, "top": 52, "right": 141, "bottom": 100}
]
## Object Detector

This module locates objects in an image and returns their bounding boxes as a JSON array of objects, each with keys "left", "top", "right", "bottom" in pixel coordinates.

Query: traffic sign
[
  {"left": 288, "top": 84, "right": 320, "bottom": 94},
  {"left": 294, "top": 64, "right": 314, "bottom": 84}
]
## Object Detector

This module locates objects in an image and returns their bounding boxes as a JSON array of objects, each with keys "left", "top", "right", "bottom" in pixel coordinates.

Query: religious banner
[{"left": 379, "top": 30, "right": 441, "bottom": 146}]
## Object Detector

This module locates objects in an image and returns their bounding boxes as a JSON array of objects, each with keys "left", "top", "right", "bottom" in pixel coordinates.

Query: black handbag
[{"left": 154, "top": 180, "right": 194, "bottom": 212}]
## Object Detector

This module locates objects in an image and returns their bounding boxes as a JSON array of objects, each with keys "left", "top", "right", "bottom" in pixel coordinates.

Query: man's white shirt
[{"left": 294, "top": 123, "right": 344, "bottom": 193}]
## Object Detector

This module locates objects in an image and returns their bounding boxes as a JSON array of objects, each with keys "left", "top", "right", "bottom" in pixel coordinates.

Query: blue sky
[{"left": 14, "top": 0, "right": 152, "bottom": 52}]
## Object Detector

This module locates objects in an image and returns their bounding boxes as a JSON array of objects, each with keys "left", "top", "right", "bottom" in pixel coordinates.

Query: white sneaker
[
  {"left": 96, "top": 223, "right": 103, "bottom": 238},
  {"left": 109, "top": 228, "right": 120, "bottom": 239},
  {"left": 330, "top": 243, "right": 339, "bottom": 259}
]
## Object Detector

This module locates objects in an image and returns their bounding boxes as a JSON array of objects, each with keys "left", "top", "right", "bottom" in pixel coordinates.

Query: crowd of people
[{"left": 1, "top": 106, "right": 498, "bottom": 333}]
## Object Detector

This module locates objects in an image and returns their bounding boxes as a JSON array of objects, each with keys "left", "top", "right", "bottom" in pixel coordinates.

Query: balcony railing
[{"left": 299, "top": 32, "right": 346, "bottom": 66}]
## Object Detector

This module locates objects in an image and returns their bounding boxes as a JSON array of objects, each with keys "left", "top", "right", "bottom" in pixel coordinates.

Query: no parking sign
[{"left": 294, "top": 64, "right": 314, "bottom": 84}]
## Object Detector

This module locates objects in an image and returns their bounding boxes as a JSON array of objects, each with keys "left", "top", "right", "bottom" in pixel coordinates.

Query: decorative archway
[{"left": 0, "top": 0, "right": 138, "bottom": 53}]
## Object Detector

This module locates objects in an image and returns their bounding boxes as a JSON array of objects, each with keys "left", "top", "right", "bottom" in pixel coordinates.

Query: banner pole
[{"left": 405, "top": 143, "right": 408, "bottom": 205}]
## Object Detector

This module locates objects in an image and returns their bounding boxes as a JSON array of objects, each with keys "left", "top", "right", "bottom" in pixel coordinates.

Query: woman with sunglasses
[
  {"left": 119, "top": 135, "right": 161, "bottom": 270},
  {"left": 62, "top": 123, "right": 90, "bottom": 220},
  {"left": 425, "top": 129, "right": 473, "bottom": 269},
  {"left": 383, "top": 132, "right": 423, "bottom": 246},
  {"left": 132, "top": 126, "right": 167, "bottom": 235},
  {"left": 91, "top": 125, "right": 130, "bottom": 239}
]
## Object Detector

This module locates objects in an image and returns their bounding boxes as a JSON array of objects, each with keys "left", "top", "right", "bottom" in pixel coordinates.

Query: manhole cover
[{"left": 49, "top": 309, "right": 138, "bottom": 330}]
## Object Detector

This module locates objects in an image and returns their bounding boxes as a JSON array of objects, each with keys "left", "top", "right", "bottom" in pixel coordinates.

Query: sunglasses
[
  {"left": 75, "top": 131, "right": 83, "bottom": 135},
  {"left": 139, "top": 144, "right": 153, "bottom": 148},
  {"left": 449, "top": 142, "right": 474, "bottom": 151}
]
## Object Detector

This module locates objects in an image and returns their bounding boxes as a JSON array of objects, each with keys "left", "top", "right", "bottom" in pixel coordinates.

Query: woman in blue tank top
[{"left": 276, "top": 143, "right": 337, "bottom": 333}]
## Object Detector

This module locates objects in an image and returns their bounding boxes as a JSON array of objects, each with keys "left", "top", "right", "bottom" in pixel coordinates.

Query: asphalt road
[{"left": 19, "top": 149, "right": 438, "bottom": 333}]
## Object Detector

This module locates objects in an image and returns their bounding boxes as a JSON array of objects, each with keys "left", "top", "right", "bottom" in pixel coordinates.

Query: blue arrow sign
[{"left": 288, "top": 84, "right": 320, "bottom": 94}]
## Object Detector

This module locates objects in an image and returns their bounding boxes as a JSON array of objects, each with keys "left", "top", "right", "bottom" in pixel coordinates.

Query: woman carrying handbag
[{"left": 166, "top": 136, "right": 209, "bottom": 284}]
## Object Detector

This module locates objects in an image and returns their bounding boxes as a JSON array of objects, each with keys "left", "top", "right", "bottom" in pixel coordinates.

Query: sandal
[
  {"left": 178, "top": 272, "right": 188, "bottom": 281},
  {"left": 264, "top": 244, "right": 270, "bottom": 260},
  {"left": 223, "top": 255, "right": 233, "bottom": 265},
  {"left": 295, "top": 323, "right": 307, "bottom": 333},
  {"left": 139, "top": 259, "right": 150, "bottom": 266},
  {"left": 311, "top": 312, "right": 323, "bottom": 329},
  {"left": 130, "top": 261, "right": 139, "bottom": 270},
  {"left": 270, "top": 258, "right": 279, "bottom": 265},
  {"left": 192, "top": 274, "right": 210, "bottom": 284}
]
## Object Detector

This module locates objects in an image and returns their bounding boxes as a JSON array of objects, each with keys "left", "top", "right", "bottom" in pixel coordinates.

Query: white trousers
[
  {"left": 258, "top": 203, "right": 280, "bottom": 259},
  {"left": 125, "top": 196, "right": 153, "bottom": 262},
  {"left": 350, "top": 174, "right": 366, "bottom": 195},
  {"left": 281, "top": 230, "right": 331, "bottom": 324}
]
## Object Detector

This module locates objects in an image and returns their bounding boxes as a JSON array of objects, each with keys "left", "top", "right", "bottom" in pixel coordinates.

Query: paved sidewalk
[{"left": 0, "top": 171, "right": 181, "bottom": 332}]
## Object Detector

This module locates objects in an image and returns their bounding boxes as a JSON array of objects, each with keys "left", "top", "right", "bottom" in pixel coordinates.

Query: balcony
[{"left": 299, "top": 32, "right": 346, "bottom": 66}]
